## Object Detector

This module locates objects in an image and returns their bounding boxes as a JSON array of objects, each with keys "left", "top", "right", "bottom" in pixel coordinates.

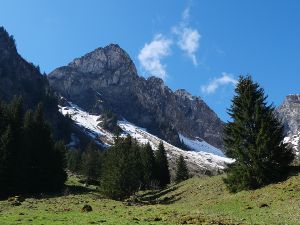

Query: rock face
[
  {"left": 48, "top": 44, "right": 224, "bottom": 149},
  {"left": 277, "top": 94, "right": 300, "bottom": 135},
  {"left": 277, "top": 94, "right": 300, "bottom": 157}
]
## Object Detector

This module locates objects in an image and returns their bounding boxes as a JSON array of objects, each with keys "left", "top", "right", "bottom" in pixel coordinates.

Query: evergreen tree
[
  {"left": 155, "top": 141, "right": 170, "bottom": 188},
  {"left": 0, "top": 99, "right": 67, "bottom": 196},
  {"left": 0, "top": 126, "right": 15, "bottom": 196},
  {"left": 175, "top": 155, "right": 189, "bottom": 183},
  {"left": 26, "top": 103, "right": 67, "bottom": 192},
  {"left": 20, "top": 109, "right": 35, "bottom": 192},
  {"left": 224, "top": 76, "right": 294, "bottom": 192},
  {"left": 50, "top": 141, "right": 67, "bottom": 190},
  {"left": 7, "top": 97, "right": 24, "bottom": 193},
  {"left": 67, "top": 149, "right": 82, "bottom": 174},
  {"left": 81, "top": 142, "right": 102, "bottom": 184},
  {"left": 101, "top": 136, "right": 143, "bottom": 199},
  {"left": 140, "top": 143, "right": 157, "bottom": 189}
]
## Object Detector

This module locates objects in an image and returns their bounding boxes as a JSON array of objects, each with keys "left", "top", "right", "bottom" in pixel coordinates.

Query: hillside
[
  {"left": 1, "top": 173, "right": 299, "bottom": 225},
  {"left": 0, "top": 26, "right": 70, "bottom": 141}
]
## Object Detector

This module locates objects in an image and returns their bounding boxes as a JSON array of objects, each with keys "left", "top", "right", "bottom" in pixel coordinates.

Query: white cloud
[
  {"left": 138, "top": 34, "right": 172, "bottom": 80},
  {"left": 172, "top": 6, "right": 201, "bottom": 66},
  {"left": 177, "top": 28, "right": 201, "bottom": 65},
  {"left": 201, "top": 73, "right": 237, "bottom": 94}
]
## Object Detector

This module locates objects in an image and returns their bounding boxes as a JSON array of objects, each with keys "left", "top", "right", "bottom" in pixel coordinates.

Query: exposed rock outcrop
[{"left": 277, "top": 94, "right": 300, "bottom": 158}]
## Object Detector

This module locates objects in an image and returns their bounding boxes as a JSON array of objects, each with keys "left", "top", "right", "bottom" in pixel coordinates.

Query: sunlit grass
[{"left": 0, "top": 173, "right": 300, "bottom": 224}]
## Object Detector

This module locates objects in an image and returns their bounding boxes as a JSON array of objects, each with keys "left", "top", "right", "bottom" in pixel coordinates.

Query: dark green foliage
[
  {"left": 140, "top": 143, "right": 157, "bottom": 189},
  {"left": 67, "top": 149, "right": 82, "bottom": 173},
  {"left": 100, "top": 110, "right": 122, "bottom": 134},
  {"left": 223, "top": 76, "right": 294, "bottom": 192},
  {"left": 81, "top": 142, "right": 102, "bottom": 184},
  {"left": 101, "top": 136, "right": 145, "bottom": 200},
  {"left": 175, "top": 155, "right": 189, "bottom": 183},
  {"left": 155, "top": 141, "right": 170, "bottom": 188},
  {"left": 0, "top": 98, "right": 67, "bottom": 197},
  {"left": 99, "top": 138, "right": 171, "bottom": 200}
]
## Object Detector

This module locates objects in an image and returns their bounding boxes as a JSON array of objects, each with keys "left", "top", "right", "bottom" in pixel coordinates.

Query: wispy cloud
[
  {"left": 138, "top": 34, "right": 172, "bottom": 80},
  {"left": 172, "top": 6, "right": 201, "bottom": 66},
  {"left": 138, "top": 5, "right": 201, "bottom": 79},
  {"left": 201, "top": 73, "right": 237, "bottom": 94}
]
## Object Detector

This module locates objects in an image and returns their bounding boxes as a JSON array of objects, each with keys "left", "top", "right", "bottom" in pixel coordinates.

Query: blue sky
[{"left": 1, "top": 0, "right": 300, "bottom": 121}]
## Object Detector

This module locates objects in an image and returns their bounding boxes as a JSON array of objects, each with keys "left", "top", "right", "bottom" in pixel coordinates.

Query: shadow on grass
[
  {"left": 0, "top": 184, "right": 94, "bottom": 201},
  {"left": 25, "top": 184, "right": 95, "bottom": 200},
  {"left": 289, "top": 165, "right": 300, "bottom": 176},
  {"left": 126, "top": 184, "right": 186, "bottom": 205}
]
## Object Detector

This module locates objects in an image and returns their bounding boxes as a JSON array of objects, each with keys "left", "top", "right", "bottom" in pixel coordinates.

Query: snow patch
[
  {"left": 59, "top": 103, "right": 114, "bottom": 147},
  {"left": 179, "top": 133, "right": 225, "bottom": 157},
  {"left": 283, "top": 132, "right": 300, "bottom": 157},
  {"left": 118, "top": 120, "right": 233, "bottom": 170}
]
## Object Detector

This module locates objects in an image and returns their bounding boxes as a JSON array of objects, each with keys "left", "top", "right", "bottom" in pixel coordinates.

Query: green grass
[{"left": 1, "top": 173, "right": 300, "bottom": 225}]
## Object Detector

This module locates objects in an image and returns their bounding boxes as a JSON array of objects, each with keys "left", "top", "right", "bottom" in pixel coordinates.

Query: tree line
[
  {"left": 1, "top": 75, "right": 293, "bottom": 200},
  {"left": 0, "top": 97, "right": 67, "bottom": 198},
  {"left": 67, "top": 138, "right": 189, "bottom": 200},
  {"left": 0, "top": 96, "right": 189, "bottom": 200}
]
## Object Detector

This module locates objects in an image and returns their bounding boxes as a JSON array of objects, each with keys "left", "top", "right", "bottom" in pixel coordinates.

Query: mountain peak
[
  {"left": 175, "top": 89, "right": 197, "bottom": 101},
  {"left": 68, "top": 43, "right": 137, "bottom": 76},
  {"left": 48, "top": 44, "right": 224, "bottom": 149}
]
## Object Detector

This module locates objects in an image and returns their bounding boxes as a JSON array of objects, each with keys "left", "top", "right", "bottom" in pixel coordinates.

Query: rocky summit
[{"left": 48, "top": 44, "right": 224, "bottom": 150}]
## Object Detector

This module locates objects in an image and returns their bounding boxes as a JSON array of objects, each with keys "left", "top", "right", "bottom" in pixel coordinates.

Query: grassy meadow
[{"left": 0, "top": 173, "right": 300, "bottom": 225}]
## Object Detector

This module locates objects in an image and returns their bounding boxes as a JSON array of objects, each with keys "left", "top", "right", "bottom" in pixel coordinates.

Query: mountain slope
[
  {"left": 48, "top": 44, "right": 224, "bottom": 149},
  {"left": 0, "top": 27, "right": 70, "bottom": 140},
  {"left": 0, "top": 27, "right": 52, "bottom": 107},
  {"left": 59, "top": 102, "right": 232, "bottom": 175}
]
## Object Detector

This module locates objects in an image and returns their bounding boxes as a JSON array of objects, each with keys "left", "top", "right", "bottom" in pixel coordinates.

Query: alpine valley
[
  {"left": 1, "top": 26, "right": 299, "bottom": 176},
  {"left": 1, "top": 24, "right": 300, "bottom": 224}
]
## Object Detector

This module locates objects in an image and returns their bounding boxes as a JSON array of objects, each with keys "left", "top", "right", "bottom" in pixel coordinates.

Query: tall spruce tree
[
  {"left": 175, "top": 155, "right": 189, "bottom": 183},
  {"left": 101, "top": 136, "right": 144, "bottom": 200},
  {"left": 67, "top": 149, "right": 82, "bottom": 174},
  {"left": 81, "top": 142, "right": 102, "bottom": 184},
  {"left": 155, "top": 141, "right": 170, "bottom": 188},
  {"left": 140, "top": 143, "right": 157, "bottom": 189},
  {"left": 0, "top": 99, "right": 67, "bottom": 196},
  {"left": 224, "top": 76, "right": 294, "bottom": 192}
]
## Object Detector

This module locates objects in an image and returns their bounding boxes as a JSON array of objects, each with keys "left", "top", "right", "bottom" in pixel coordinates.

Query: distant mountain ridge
[{"left": 48, "top": 44, "right": 224, "bottom": 150}]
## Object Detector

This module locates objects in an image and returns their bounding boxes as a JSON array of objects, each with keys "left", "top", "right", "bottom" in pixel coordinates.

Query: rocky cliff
[
  {"left": 277, "top": 94, "right": 300, "bottom": 135},
  {"left": 48, "top": 44, "right": 224, "bottom": 149},
  {"left": 277, "top": 94, "right": 300, "bottom": 157}
]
